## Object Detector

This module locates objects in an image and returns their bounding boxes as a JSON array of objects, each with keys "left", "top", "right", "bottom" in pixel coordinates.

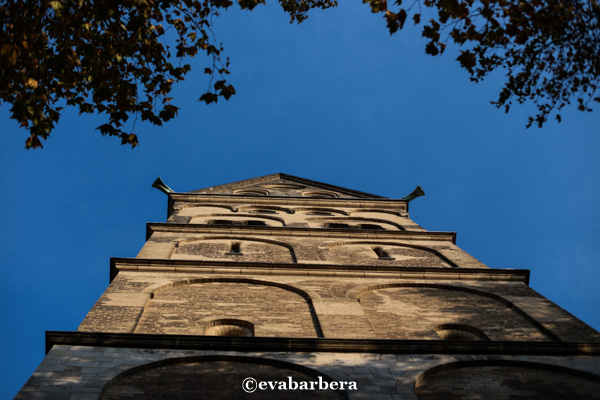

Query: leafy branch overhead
[
  {"left": 1, "top": 0, "right": 598, "bottom": 149},
  {"left": 367, "top": 0, "right": 600, "bottom": 127},
  {"left": 0, "top": 0, "right": 337, "bottom": 148}
]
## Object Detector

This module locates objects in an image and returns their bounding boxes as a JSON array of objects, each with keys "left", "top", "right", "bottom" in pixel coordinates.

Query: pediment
[{"left": 186, "top": 173, "right": 385, "bottom": 199}]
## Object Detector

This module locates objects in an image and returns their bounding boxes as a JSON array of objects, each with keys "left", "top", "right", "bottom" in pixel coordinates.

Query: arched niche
[
  {"left": 349, "top": 209, "right": 403, "bottom": 217},
  {"left": 326, "top": 242, "right": 455, "bottom": 267},
  {"left": 356, "top": 284, "right": 550, "bottom": 341},
  {"left": 101, "top": 355, "right": 348, "bottom": 399},
  {"left": 204, "top": 319, "right": 255, "bottom": 337},
  {"left": 302, "top": 191, "right": 338, "bottom": 198},
  {"left": 172, "top": 237, "right": 297, "bottom": 263},
  {"left": 233, "top": 188, "right": 270, "bottom": 196},
  {"left": 236, "top": 205, "right": 295, "bottom": 214},
  {"left": 175, "top": 204, "right": 237, "bottom": 216},
  {"left": 189, "top": 213, "right": 286, "bottom": 227},
  {"left": 435, "top": 323, "right": 489, "bottom": 341},
  {"left": 135, "top": 279, "right": 322, "bottom": 337},
  {"left": 295, "top": 207, "right": 349, "bottom": 216},
  {"left": 307, "top": 217, "right": 404, "bottom": 231},
  {"left": 415, "top": 360, "right": 600, "bottom": 400}
]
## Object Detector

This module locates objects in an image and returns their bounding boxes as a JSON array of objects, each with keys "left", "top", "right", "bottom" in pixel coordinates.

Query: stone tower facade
[{"left": 17, "top": 173, "right": 600, "bottom": 399}]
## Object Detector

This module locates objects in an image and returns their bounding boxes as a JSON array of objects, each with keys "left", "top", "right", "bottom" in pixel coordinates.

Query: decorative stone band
[
  {"left": 110, "top": 257, "right": 530, "bottom": 284},
  {"left": 46, "top": 331, "right": 600, "bottom": 356},
  {"left": 146, "top": 223, "right": 457, "bottom": 243},
  {"left": 169, "top": 193, "right": 401, "bottom": 209}
]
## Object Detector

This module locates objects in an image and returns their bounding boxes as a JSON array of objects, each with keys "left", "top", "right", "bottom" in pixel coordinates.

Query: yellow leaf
[
  {"left": 1, "top": 44, "right": 12, "bottom": 56},
  {"left": 25, "top": 78, "right": 38, "bottom": 89},
  {"left": 8, "top": 48, "right": 18, "bottom": 65}
]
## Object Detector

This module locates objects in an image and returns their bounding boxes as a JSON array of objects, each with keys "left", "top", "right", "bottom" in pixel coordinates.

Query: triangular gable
[{"left": 186, "top": 173, "right": 385, "bottom": 199}]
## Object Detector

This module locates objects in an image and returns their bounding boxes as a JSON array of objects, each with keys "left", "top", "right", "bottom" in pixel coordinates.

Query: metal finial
[
  {"left": 152, "top": 177, "right": 174, "bottom": 194},
  {"left": 401, "top": 186, "right": 425, "bottom": 202}
]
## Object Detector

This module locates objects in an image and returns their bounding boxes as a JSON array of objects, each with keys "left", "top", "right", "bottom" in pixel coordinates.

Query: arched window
[
  {"left": 225, "top": 242, "right": 242, "bottom": 255},
  {"left": 208, "top": 219, "right": 235, "bottom": 225},
  {"left": 207, "top": 219, "right": 267, "bottom": 226},
  {"left": 360, "top": 224, "right": 383, "bottom": 230},
  {"left": 245, "top": 220, "right": 267, "bottom": 226},
  {"left": 372, "top": 247, "right": 394, "bottom": 260},
  {"left": 435, "top": 324, "right": 489, "bottom": 341},
  {"left": 324, "top": 223, "right": 351, "bottom": 229},
  {"left": 204, "top": 319, "right": 254, "bottom": 337}
]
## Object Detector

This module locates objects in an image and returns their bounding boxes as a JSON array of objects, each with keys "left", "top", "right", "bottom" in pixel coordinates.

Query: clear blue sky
[{"left": 1, "top": 2, "right": 599, "bottom": 398}]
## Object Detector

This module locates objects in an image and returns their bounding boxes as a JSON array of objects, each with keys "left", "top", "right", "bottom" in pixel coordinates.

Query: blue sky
[{"left": 2, "top": 2, "right": 599, "bottom": 398}]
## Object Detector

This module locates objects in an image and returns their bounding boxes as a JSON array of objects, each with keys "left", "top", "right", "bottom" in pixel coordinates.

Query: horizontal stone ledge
[
  {"left": 145, "top": 223, "right": 457, "bottom": 243},
  {"left": 46, "top": 331, "right": 600, "bottom": 356},
  {"left": 170, "top": 193, "right": 404, "bottom": 207},
  {"left": 110, "top": 258, "right": 529, "bottom": 283}
]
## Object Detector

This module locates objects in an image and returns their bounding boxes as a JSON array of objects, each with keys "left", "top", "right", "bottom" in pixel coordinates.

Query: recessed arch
[
  {"left": 189, "top": 213, "right": 287, "bottom": 226},
  {"left": 350, "top": 283, "right": 558, "bottom": 341},
  {"left": 308, "top": 217, "right": 405, "bottom": 230},
  {"left": 150, "top": 277, "right": 321, "bottom": 301},
  {"left": 100, "top": 355, "right": 348, "bottom": 399},
  {"left": 173, "top": 236, "right": 297, "bottom": 263},
  {"left": 415, "top": 360, "right": 600, "bottom": 400},
  {"left": 144, "top": 277, "right": 323, "bottom": 337},
  {"left": 326, "top": 241, "right": 457, "bottom": 268},
  {"left": 233, "top": 188, "right": 270, "bottom": 196},
  {"left": 204, "top": 319, "right": 255, "bottom": 337},
  {"left": 349, "top": 209, "right": 403, "bottom": 216},
  {"left": 295, "top": 207, "right": 349, "bottom": 216},
  {"left": 236, "top": 205, "right": 295, "bottom": 214},
  {"left": 435, "top": 323, "right": 490, "bottom": 341},
  {"left": 176, "top": 204, "right": 237, "bottom": 212},
  {"left": 302, "top": 191, "right": 339, "bottom": 198}
]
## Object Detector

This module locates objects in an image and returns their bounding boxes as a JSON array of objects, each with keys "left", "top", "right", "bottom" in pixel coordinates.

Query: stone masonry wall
[
  {"left": 134, "top": 282, "right": 319, "bottom": 337},
  {"left": 359, "top": 287, "right": 546, "bottom": 341},
  {"left": 139, "top": 233, "right": 484, "bottom": 269},
  {"left": 77, "top": 271, "right": 600, "bottom": 342},
  {"left": 102, "top": 360, "right": 345, "bottom": 400},
  {"left": 17, "top": 345, "right": 600, "bottom": 400},
  {"left": 415, "top": 363, "right": 600, "bottom": 399}
]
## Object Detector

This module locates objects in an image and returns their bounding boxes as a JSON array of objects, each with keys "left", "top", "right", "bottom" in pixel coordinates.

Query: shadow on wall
[{"left": 415, "top": 360, "right": 600, "bottom": 400}]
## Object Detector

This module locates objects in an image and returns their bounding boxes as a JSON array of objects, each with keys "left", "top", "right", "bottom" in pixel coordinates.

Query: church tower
[{"left": 17, "top": 173, "right": 600, "bottom": 399}]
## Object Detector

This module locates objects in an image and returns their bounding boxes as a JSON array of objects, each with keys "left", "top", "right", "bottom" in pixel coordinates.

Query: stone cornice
[
  {"left": 146, "top": 223, "right": 457, "bottom": 243},
  {"left": 169, "top": 193, "right": 407, "bottom": 211},
  {"left": 46, "top": 331, "right": 600, "bottom": 356},
  {"left": 110, "top": 257, "right": 529, "bottom": 284}
]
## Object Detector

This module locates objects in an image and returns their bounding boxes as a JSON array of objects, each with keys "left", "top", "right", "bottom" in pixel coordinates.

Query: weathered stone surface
[
  {"left": 102, "top": 360, "right": 345, "bottom": 400},
  {"left": 17, "top": 346, "right": 600, "bottom": 400},
  {"left": 134, "top": 282, "right": 319, "bottom": 337},
  {"left": 359, "top": 287, "right": 547, "bottom": 341},
  {"left": 78, "top": 270, "right": 599, "bottom": 342},
  {"left": 415, "top": 363, "right": 600, "bottom": 400}
]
